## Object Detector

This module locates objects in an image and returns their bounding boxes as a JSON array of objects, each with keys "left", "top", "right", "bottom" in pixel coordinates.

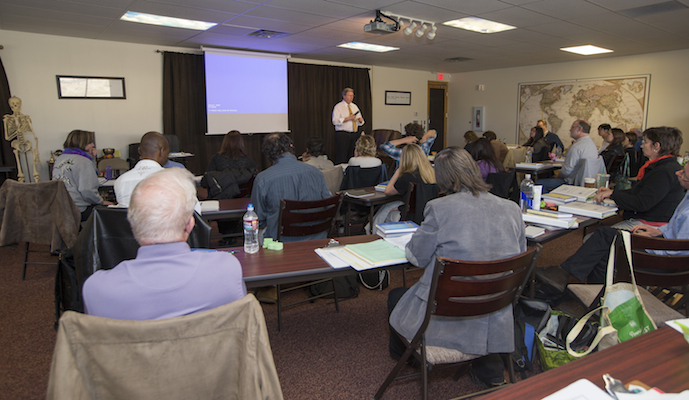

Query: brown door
[{"left": 428, "top": 81, "right": 448, "bottom": 152}]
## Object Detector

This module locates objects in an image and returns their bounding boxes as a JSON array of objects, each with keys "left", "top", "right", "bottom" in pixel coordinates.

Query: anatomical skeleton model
[{"left": 3, "top": 96, "right": 41, "bottom": 182}]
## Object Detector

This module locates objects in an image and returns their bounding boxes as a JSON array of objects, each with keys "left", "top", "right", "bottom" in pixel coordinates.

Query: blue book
[{"left": 375, "top": 221, "right": 419, "bottom": 235}]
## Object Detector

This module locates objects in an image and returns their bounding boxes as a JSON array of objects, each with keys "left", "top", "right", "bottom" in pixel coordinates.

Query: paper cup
[{"left": 584, "top": 178, "right": 596, "bottom": 188}]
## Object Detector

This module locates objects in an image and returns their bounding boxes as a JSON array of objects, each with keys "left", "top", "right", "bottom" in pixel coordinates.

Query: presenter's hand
[
  {"left": 594, "top": 187, "right": 613, "bottom": 204},
  {"left": 344, "top": 115, "right": 356, "bottom": 122},
  {"left": 356, "top": 117, "right": 364, "bottom": 123},
  {"left": 631, "top": 224, "right": 662, "bottom": 237}
]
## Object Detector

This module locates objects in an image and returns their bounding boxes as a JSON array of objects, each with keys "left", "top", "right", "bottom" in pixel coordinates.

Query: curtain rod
[{"left": 156, "top": 49, "right": 201, "bottom": 55}]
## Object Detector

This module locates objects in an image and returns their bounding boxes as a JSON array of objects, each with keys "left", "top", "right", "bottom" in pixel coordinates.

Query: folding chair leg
[
  {"left": 22, "top": 242, "right": 30, "bottom": 280},
  {"left": 277, "top": 284, "right": 282, "bottom": 332},
  {"left": 421, "top": 337, "right": 428, "bottom": 400},
  {"left": 374, "top": 345, "right": 417, "bottom": 400},
  {"left": 331, "top": 279, "right": 339, "bottom": 313}
]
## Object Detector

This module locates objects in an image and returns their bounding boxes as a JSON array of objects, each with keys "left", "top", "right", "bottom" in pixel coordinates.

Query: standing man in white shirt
[{"left": 332, "top": 87, "right": 364, "bottom": 164}]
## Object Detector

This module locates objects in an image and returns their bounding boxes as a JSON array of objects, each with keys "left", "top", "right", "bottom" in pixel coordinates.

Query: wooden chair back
[
  {"left": 615, "top": 233, "right": 689, "bottom": 287},
  {"left": 277, "top": 194, "right": 343, "bottom": 240},
  {"left": 430, "top": 246, "right": 541, "bottom": 319}
]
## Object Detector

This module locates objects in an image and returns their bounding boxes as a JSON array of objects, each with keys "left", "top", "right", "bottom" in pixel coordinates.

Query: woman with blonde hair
[
  {"left": 372, "top": 144, "right": 438, "bottom": 227},
  {"left": 348, "top": 134, "right": 382, "bottom": 168}
]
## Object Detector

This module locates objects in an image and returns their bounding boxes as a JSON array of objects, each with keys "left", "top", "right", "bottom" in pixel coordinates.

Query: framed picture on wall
[
  {"left": 472, "top": 106, "right": 485, "bottom": 132},
  {"left": 385, "top": 91, "right": 411, "bottom": 105},
  {"left": 56, "top": 76, "right": 126, "bottom": 99}
]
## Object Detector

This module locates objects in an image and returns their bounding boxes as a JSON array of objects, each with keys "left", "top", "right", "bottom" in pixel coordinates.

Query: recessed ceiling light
[
  {"left": 120, "top": 11, "right": 217, "bottom": 31},
  {"left": 337, "top": 42, "right": 399, "bottom": 53},
  {"left": 442, "top": 17, "right": 516, "bottom": 34},
  {"left": 560, "top": 45, "right": 613, "bottom": 55}
]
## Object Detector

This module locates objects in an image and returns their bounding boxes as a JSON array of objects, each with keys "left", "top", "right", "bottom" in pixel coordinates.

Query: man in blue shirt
[
  {"left": 251, "top": 133, "right": 331, "bottom": 242},
  {"left": 380, "top": 123, "right": 436, "bottom": 161}
]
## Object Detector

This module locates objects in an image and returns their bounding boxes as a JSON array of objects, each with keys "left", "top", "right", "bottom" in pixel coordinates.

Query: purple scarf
[{"left": 63, "top": 147, "right": 92, "bottom": 160}]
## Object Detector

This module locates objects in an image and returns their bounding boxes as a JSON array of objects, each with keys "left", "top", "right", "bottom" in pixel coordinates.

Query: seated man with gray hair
[{"left": 83, "top": 168, "right": 246, "bottom": 320}]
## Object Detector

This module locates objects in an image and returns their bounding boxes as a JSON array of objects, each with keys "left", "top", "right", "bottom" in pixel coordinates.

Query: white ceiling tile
[
  {"left": 521, "top": 0, "right": 611, "bottom": 19},
  {"left": 587, "top": 0, "right": 677, "bottom": 12},
  {"left": 414, "top": 0, "right": 512, "bottom": 15}
]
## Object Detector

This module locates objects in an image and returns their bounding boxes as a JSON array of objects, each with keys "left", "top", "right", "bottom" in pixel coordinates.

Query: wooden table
[
  {"left": 201, "top": 198, "right": 252, "bottom": 222},
  {"left": 341, "top": 187, "right": 402, "bottom": 235},
  {"left": 478, "top": 326, "right": 689, "bottom": 400},
  {"left": 201, "top": 198, "right": 252, "bottom": 243},
  {"left": 226, "top": 235, "right": 406, "bottom": 289}
]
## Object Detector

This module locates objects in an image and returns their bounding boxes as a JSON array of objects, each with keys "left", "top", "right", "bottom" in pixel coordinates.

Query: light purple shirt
[{"left": 83, "top": 242, "right": 246, "bottom": 320}]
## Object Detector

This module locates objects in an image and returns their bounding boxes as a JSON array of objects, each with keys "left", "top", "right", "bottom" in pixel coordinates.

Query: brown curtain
[
  {"left": 0, "top": 57, "right": 17, "bottom": 180},
  {"left": 287, "top": 62, "right": 371, "bottom": 162},
  {"left": 162, "top": 52, "right": 210, "bottom": 174},
  {"left": 162, "top": 55, "right": 371, "bottom": 174}
]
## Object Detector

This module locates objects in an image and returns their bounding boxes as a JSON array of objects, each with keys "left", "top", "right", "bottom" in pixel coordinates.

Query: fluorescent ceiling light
[
  {"left": 120, "top": 11, "right": 217, "bottom": 31},
  {"left": 337, "top": 42, "right": 399, "bottom": 52},
  {"left": 442, "top": 17, "right": 515, "bottom": 34},
  {"left": 560, "top": 45, "right": 613, "bottom": 55}
]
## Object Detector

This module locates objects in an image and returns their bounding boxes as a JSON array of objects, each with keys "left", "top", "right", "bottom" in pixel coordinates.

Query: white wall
[
  {"left": 370, "top": 66, "right": 438, "bottom": 132},
  {"left": 1, "top": 30, "right": 184, "bottom": 180},
  {"left": 447, "top": 49, "right": 689, "bottom": 156}
]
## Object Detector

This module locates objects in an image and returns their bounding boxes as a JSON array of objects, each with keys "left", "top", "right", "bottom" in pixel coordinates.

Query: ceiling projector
[
  {"left": 364, "top": 10, "right": 399, "bottom": 34},
  {"left": 364, "top": 20, "right": 398, "bottom": 34}
]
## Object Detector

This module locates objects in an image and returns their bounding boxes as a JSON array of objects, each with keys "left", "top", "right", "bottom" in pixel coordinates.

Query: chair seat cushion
[
  {"left": 568, "top": 284, "right": 683, "bottom": 327},
  {"left": 425, "top": 345, "right": 481, "bottom": 365}
]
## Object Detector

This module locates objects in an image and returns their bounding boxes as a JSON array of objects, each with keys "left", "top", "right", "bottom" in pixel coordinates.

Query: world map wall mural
[{"left": 517, "top": 75, "right": 650, "bottom": 148}]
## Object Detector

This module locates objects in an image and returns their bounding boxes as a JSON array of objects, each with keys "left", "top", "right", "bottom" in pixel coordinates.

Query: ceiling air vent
[
  {"left": 247, "top": 30, "right": 290, "bottom": 39},
  {"left": 619, "top": 1, "right": 687, "bottom": 18},
  {"left": 444, "top": 57, "right": 472, "bottom": 62}
]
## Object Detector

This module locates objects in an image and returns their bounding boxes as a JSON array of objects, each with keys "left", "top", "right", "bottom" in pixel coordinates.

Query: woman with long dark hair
[
  {"left": 522, "top": 126, "right": 550, "bottom": 162},
  {"left": 207, "top": 130, "right": 257, "bottom": 173},
  {"left": 469, "top": 138, "right": 505, "bottom": 181}
]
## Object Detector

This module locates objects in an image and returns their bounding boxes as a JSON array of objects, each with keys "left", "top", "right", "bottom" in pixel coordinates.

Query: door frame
[{"left": 427, "top": 81, "right": 448, "bottom": 149}]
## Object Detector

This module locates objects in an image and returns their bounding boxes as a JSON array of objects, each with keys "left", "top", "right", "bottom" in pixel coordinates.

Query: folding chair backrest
[
  {"left": 431, "top": 246, "right": 541, "bottom": 318},
  {"left": 400, "top": 181, "right": 440, "bottom": 225},
  {"left": 277, "top": 194, "right": 342, "bottom": 240},
  {"left": 237, "top": 175, "right": 255, "bottom": 198},
  {"left": 339, "top": 165, "right": 386, "bottom": 191}
]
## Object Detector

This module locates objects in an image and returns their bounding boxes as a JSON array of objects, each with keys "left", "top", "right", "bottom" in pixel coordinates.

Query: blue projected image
[{"left": 205, "top": 54, "right": 288, "bottom": 114}]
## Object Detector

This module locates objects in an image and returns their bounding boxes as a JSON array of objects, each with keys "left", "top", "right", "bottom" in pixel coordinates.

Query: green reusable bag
[
  {"left": 607, "top": 294, "right": 655, "bottom": 341},
  {"left": 567, "top": 231, "right": 656, "bottom": 358}
]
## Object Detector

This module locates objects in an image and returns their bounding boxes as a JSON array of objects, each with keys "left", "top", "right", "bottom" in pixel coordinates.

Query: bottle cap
[
  {"left": 525, "top": 174, "right": 531, "bottom": 179},
  {"left": 247, "top": 203, "right": 254, "bottom": 211}
]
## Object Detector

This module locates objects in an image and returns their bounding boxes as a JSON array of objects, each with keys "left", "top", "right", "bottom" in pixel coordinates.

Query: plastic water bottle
[
  {"left": 525, "top": 148, "right": 533, "bottom": 163},
  {"left": 243, "top": 204, "right": 259, "bottom": 254},
  {"left": 520, "top": 174, "right": 534, "bottom": 212},
  {"left": 105, "top": 165, "right": 113, "bottom": 180}
]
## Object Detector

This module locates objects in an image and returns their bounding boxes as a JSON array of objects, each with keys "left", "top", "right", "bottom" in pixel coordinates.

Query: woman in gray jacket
[
  {"left": 52, "top": 130, "right": 113, "bottom": 221},
  {"left": 387, "top": 147, "right": 525, "bottom": 387}
]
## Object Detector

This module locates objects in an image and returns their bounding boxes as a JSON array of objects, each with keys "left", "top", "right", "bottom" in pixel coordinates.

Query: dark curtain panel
[
  {"left": 0, "top": 57, "right": 17, "bottom": 179},
  {"left": 287, "top": 62, "right": 371, "bottom": 163},
  {"left": 162, "top": 52, "right": 209, "bottom": 174}
]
